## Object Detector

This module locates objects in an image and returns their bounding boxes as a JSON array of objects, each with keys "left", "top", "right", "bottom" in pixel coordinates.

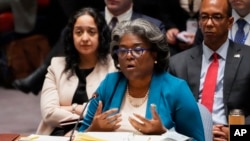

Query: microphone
[{"left": 69, "top": 93, "right": 98, "bottom": 141}]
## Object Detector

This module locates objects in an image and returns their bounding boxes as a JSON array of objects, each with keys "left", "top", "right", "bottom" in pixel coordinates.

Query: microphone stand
[{"left": 69, "top": 94, "right": 98, "bottom": 141}]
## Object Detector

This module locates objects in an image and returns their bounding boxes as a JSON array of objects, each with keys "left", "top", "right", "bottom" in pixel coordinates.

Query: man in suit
[
  {"left": 169, "top": 0, "right": 250, "bottom": 140},
  {"left": 104, "top": 0, "right": 165, "bottom": 32},
  {"left": 12, "top": 0, "right": 165, "bottom": 95},
  {"left": 159, "top": 0, "right": 201, "bottom": 55},
  {"left": 229, "top": 0, "right": 250, "bottom": 45},
  {"left": 194, "top": 0, "right": 250, "bottom": 46}
]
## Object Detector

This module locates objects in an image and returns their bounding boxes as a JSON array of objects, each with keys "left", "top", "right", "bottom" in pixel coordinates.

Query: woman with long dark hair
[{"left": 36, "top": 7, "right": 116, "bottom": 135}]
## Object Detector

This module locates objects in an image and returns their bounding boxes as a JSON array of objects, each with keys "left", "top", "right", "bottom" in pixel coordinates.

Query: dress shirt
[
  {"left": 229, "top": 10, "right": 250, "bottom": 46},
  {"left": 105, "top": 6, "right": 132, "bottom": 26},
  {"left": 199, "top": 40, "right": 229, "bottom": 125}
]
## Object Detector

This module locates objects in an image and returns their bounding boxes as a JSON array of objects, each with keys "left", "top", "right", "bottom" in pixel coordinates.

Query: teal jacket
[{"left": 79, "top": 71, "right": 205, "bottom": 141}]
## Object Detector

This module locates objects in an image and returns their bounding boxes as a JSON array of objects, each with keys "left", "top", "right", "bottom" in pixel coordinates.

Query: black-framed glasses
[
  {"left": 199, "top": 14, "right": 227, "bottom": 23},
  {"left": 114, "top": 47, "right": 150, "bottom": 58}
]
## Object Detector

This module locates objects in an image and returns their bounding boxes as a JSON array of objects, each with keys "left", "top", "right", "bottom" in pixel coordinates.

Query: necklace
[{"left": 126, "top": 86, "right": 149, "bottom": 108}]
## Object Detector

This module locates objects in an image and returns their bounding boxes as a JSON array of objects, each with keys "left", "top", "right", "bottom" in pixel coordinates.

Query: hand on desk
[
  {"left": 87, "top": 101, "right": 122, "bottom": 131},
  {"left": 129, "top": 104, "right": 167, "bottom": 135}
]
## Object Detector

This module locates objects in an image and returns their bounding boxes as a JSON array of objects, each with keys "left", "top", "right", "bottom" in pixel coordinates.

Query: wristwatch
[{"left": 71, "top": 103, "right": 78, "bottom": 113}]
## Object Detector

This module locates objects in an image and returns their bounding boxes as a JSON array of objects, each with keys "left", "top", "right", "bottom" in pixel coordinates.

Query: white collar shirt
[
  {"left": 229, "top": 9, "right": 250, "bottom": 46},
  {"left": 105, "top": 6, "right": 132, "bottom": 26}
]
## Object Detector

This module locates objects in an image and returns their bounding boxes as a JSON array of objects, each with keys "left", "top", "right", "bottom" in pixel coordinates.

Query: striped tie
[
  {"left": 234, "top": 19, "right": 246, "bottom": 44},
  {"left": 109, "top": 17, "right": 118, "bottom": 31}
]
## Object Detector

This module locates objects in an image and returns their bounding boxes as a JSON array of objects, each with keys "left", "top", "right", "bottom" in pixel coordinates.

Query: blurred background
[
  {"left": 0, "top": 0, "right": 67, "bottom": 134},
  {"left": 0, "top": 88, "right": 41, "bottom": 134}
]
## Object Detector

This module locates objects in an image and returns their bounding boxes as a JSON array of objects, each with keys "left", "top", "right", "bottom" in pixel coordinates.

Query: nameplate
[{"left": 230, "top": 125, "right": 250, "bottom": 141}]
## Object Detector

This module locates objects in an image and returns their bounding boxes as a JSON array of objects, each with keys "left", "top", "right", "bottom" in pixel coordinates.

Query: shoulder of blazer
[
  {"left": 131, "top": 12, "right": 162, "bottom": 24},
  {"left": 228, "top": 40, "right": 250, "bottom": 52},
  {"left": 51, "top": 57, "right": 65, "bottom": 64},
  {"left": 171, "top": 45, "right": 202, "bottom": 60},
  {"left": 101, "top": 11, "right": 104, "bottom": 16},
  {"left": 48, "top": 57, "right": 68, "bottom": 77},
  {"left": 93, "top": 55, "right": 117, "bottom": 73}
]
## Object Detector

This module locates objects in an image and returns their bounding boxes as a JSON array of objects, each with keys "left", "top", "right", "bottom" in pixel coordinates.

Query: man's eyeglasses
[
  {"left": 199, "top": 14, "right": 227, "bottom": 23},
  {"left": 114, "top": 47, "right": 150, "bottom": 58}
]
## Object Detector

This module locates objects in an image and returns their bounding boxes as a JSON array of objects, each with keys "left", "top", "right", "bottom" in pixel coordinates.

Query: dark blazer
[
  {"left": 130, "top": 12, "right": 165, "bottom": 33},
  {"left": 101, "top": 11, "right": 166, "bottom": 33},
  {"left": 158, "top": 0, "right": 199, "bottom": 31},
  {"left": 168, "top": 40, "right": 250, "bottom": 124}
]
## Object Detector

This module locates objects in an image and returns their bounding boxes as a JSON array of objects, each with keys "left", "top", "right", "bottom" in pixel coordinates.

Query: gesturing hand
[
  {"left": 128, "top": 104, "right": 167, "bottom": 135},
  {"left": 88, "top": 101, "right": 122, "bottom": 131}
]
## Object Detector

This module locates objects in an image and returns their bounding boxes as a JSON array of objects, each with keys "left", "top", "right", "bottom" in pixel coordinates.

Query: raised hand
[
  {"left": 128, "top": 104, "right": 167, "bottom": 135},
  {"left": 87, "top": 101, "right": 122, "bottom": 131}
]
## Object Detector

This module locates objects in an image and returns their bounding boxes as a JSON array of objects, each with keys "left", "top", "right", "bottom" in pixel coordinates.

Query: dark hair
[
  {"left": 63, "top": 7, "right": 111, "bottom": 77},
  {"left": 110, "top": 18, "right": 170, "bottom": 73}
]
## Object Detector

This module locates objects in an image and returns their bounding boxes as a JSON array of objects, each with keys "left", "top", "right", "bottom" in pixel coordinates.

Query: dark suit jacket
[
  {"left": 133, "top": 0, "right": 161, "bottom": 20},
  {"left": 101, "top": 11, "right": 166, "bottom": 33},
  {"left": 168, "top": 40, "right": 250, "bottom": 124},
  {"left": 130, "top": 12, "right": 165, "bottom": 33},
  {"left": 158, "top": 0, "right": 199, "bottom": 31}
]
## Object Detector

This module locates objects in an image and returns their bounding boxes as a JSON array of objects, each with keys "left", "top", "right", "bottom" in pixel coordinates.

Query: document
[
  {"left": 75, "top": 131, "right": 191, "bottom": 141},
  {"left": 18, "top": 130, "right": 191, "bottom": 141},
  {"left": 162, "top": 131, "right": 192, "bottom": 141},
  {"left": 18, "top": 134, "right": 69, "bottom": 141}
]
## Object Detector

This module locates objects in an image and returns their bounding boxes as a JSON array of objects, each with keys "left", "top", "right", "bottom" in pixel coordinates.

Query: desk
[
  {"left": 13, "top": 131, "right": 191, "bottom": 141},
  {"left": 0, "top": 133, "right": 20, "bottom": 141},
  {"left": 75, "top": 132, "right": 191, "bottom": 141}
]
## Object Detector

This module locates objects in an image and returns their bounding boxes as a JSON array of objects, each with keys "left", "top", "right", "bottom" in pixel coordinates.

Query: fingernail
[{"left": 151, "top": 104, "right": 156, "bottom": 108}]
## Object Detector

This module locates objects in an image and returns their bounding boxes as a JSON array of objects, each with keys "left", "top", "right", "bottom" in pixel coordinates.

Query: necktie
[
  {"left": 201, "top": 53, "right": 219, "bottom": 113},
  {"left": 109, "top": 17, "right": 118, "bottom": 31},
  {"left": 234, "top": 19, "right": 246, "bottom": 44}
]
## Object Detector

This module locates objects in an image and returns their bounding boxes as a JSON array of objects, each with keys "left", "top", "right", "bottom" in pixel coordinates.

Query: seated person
[
  {"left": 12, "top": 0, "right": 165, "bottom": 96},
  {"left": 169, "top": 0, "right": 250, "bottom": 140},
  {"left": 36, "top": 7, "right": 116, "bottom": 135},
  {"left": 76, "top": 18, "right": 205, "bottom": 141},
  {"left": 159, "top": 0, "right": 202, "bottom": 55}
]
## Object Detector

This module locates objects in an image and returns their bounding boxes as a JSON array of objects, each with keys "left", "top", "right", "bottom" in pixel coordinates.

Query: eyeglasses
[
  {"left": 199, "top": 14, "right": 227, "bottom": 23},
  {"left": 114, "top": 47, "right": 150, "bottom": 58}
]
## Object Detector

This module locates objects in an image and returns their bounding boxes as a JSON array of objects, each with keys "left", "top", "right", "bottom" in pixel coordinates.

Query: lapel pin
[{"left": 234, "top": 54, "right": 240, "bottom": 58}]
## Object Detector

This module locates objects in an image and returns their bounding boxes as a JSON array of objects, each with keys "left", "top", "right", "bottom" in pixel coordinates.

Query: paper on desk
[
  {"left": 162, "top": 130, "right": 192, "bottom": 141},
  {"left": 18, "top": 131, "right": 191, "bottom": 141},
  {"left": 78, "top": 132, "right": 132, "bottom": 141},
  {"left": 129, "top": 134, "right": 191, "bottom": 141},
  {"left": 18, "top": 134, "right": 69, "bottom": 141},
  {"left": 74, "top": 133, "right": 107, "bottom": 141},
  {"left": 81, "top": 132, "right": 169, "bottom": 141}
]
